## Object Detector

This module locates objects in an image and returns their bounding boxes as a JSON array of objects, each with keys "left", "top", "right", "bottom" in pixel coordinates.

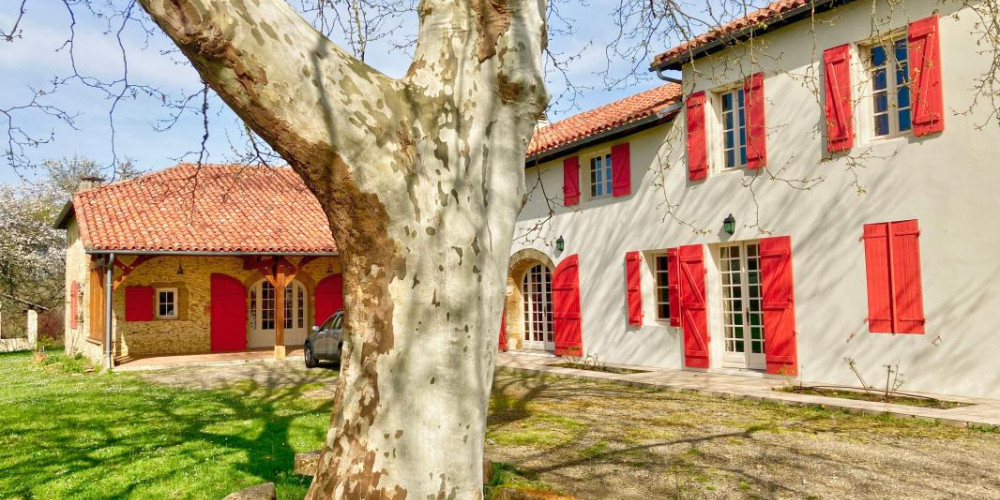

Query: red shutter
[
  {"left": 909, "top": 15, "right": 944, "bottom": 136},
  {"left": 824, "top": 44, "right": 854, "bottom": 153},
  {"left": 863, "top": 223, "right": 894, "bottom": 333},
  {"left": 314, "top": 274, "right": 344, "bottom": 326},
  {"left": 210, "top": 274, "right": 248, "bottom": 352},
  {"left": 124, "top": 286, "right": 154, "bottom": 322},
  {"left": 69, "top": 281, "right": 79, "bottom": 329},
  {"left": 563, "top": 156, "right": 581, "bottom": 206},
  {"left": 678, "top": 245, "right": 709, "bottom": 368},
  {"left": 666, "top": 248, "right": 680, "bottom": 327},
  {"left": 686, "top": 92, "right": 708, "bottom": 181},
  {"left": 744, "top": 72, "right": 767, "bottom": 169},
  {"left": 553, "top": 254, "right": 583, "bottom": 356},
  {"left": 760, "top": 236, "right": 799, "bottom": 376},
  {"left": 611, "top": 143, "right": 632, "bottom": 196},
  {"left": 890, "top": 220, "right": 926, "bottom": 334},
  {"left": 499, "top": 310, "right": 508, "bottom": 352},
  {"left": 625, "top": 251, "right": 642, "bottom": 326}
]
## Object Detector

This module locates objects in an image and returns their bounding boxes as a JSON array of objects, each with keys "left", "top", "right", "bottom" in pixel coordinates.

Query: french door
[
  {"left": 719, "top": 242, "right": 766, "bottom": 370},
  {"left": 248, "top": 280, "right": 308, "bottom": 348},
  {"left": 522, "top": 264, "right": 555, "bottom": 351}
]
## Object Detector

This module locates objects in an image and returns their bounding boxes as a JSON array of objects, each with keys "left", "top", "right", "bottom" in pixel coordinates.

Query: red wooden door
[
  {"left": 499, "top": 311, "right": 508, "bottom": 352},
  {"left": 679, "top": 245, "right": 709, "bottom": 368},
  {"left": 210, "top": 274, "right": 248, "bottom": 352},
  {"left": 553, "top": 255, "right": 583, "bottom": 356},
  {"left": 760, "top": 236, "right": 799, "bottom": 376},
  {"left": 314, "top": 274, "right": 344, "bottom": 327}
]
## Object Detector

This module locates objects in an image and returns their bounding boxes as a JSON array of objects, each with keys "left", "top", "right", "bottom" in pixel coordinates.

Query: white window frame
[
  {"left": 586, "top": 150, "right": 613, "bottom": 200},
  {"left": 155, "top": 288, "right": 178, "bottom": 320},
  {"left": 718, "top": 242, "right": 766, "bottom": 370},
  {"left": 653, "top": 253, "right": 671, "bottom": 322},
  {"left": 716, "top": 86, "right": 748, "bottom": 171},
  {"left": 861, "top": 34, "right": 912, "bottom": 142}
]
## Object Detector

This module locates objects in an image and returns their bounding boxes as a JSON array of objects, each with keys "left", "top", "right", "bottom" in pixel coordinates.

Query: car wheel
[{"left": 304, "top": 343, "right": 319, "bottom": 368}]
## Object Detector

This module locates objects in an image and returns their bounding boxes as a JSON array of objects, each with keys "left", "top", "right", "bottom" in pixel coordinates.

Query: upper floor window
[
  {"left": 720, "top": 88, "right": 747, "bottom": 169},
  {"left": 867, "top": 38, "right": 911, "bottom": 138},
  {"left": 156, "top": 288, "right": 178, "bottom": 320},
  {"left": 588, "top": 152, "right": 613, "bottom": 198}
]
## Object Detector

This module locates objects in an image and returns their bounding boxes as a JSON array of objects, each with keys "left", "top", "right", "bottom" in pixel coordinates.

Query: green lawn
[
  {"left": 0, "top": 351, "right": 333, "bottom": 499},
  {"left": 4, "top": 350, "right": 1000, "bottom": 499}
]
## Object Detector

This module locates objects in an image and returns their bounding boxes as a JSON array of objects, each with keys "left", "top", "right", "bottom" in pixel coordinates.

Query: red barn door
[
  {"left": 314, "top": 274, "right": 344, "bottom": 326},
  {"left": 210, "top": 274, "right": 247, "bottom": 352}
]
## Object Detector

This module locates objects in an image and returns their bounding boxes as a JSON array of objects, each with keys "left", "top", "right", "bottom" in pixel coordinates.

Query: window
[
  {"left": 720, "top": 88, "right": 747, "bottom": 169},
  {"left": 719, "top": 242, "right": 765, "bottom": 370},
  {"left": 862, "top": 220, "right": 925, "bottom": 334},
  {"left": 867, "top": 38, "right": 911, "bottom": 138},
  {"left": 588, "top": 152, "right": 612, "bottom": 198},
  {"left": 654, "top": 254, "right": 671, "bottom": 321},
  {"left": 522, "top": 264, "right": 554, "bottom": 349},
  {"left": 156, "top": 288, "right": 178, "bottom": 319}
]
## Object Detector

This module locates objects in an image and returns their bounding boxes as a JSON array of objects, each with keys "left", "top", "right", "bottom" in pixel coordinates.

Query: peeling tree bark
[{"left": 137, "top": 0, "right": 548, "bottom": 497}]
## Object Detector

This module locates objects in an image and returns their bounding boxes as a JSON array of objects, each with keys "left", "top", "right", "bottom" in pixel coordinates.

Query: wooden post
[{"left": 274, "top": 265, "right": 286, "bottom": 359}]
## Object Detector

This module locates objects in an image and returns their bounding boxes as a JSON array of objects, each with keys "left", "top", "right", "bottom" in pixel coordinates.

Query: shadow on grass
[{"left": 0, "top": 352, "right": 338, "bottom": 499}]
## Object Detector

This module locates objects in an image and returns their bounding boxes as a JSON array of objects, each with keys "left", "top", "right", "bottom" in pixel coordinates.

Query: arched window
[{"left": 521, "top": 264, "right": 554, "bottom": 350}]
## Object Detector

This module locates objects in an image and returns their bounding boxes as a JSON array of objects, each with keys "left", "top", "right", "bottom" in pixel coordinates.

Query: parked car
[{"left": 305, "top": 310, "right": 343, "bottom": 368}]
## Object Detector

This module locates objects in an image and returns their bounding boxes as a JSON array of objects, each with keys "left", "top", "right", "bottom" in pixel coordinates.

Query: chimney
[{"left": 76, "top": 176, "right": 105, "bottom": 193}]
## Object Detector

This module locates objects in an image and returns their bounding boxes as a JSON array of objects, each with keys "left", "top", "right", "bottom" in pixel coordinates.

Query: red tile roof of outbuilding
[
  {"left": 71, "top": 164, "right": 337, "bottom": 254},
  {"left": 527, "top": 84, "right": 683, "bottom": 158}
]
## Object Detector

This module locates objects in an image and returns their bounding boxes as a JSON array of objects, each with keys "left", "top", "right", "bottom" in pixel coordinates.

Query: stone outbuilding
[{"left": 55, "top": 164, "right": 344, "bottom": 369}]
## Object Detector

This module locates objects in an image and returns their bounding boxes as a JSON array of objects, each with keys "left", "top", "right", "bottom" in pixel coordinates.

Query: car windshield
[
  {"left": 332, "top": 312, "right": 343, "bottom": 330},
  {"left": 320, "top": 316, "right": 336, "bottom": 331}
]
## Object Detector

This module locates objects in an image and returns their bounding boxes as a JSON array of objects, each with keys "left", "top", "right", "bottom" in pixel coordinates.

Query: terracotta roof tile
[
  {"left": 73, "top": 164, "right": 337, "bottom": 254},
  {"left": 527, "top": 84, "right": 683, "bottom": 158},
  {"left": 651, "top": 0, "right": 813, "bottom": 69}
]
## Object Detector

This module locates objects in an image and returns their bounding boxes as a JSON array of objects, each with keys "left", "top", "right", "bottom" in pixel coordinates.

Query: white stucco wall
[{"left": 512, "top": 0, "right": 1000, "bottom": 399}]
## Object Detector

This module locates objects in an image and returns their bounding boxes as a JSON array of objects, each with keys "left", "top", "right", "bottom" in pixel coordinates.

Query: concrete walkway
[
  {"left": 497, "top": 352, "right": 1000, "bottom": 428},
  {"left": 115, "top": 348, "right": 304, "bottom": 372}
]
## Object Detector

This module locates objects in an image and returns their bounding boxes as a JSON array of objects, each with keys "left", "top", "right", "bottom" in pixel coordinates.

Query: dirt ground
[{"left": 134, "top": 362, "right": 1000, "bottom": 499}]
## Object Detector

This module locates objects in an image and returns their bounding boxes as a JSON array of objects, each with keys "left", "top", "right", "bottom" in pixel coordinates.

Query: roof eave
[
  {"left": 84, "top": 249, "right": 340, "bottom": 257},
  {"left": 649, "top": 0, "right": 856, "bottom": 72},
  {"left": 525, "top": 102, "right": 682, "bottom": 167},
  {"left": 53, "top": 200, "right": 75, "bottom": 230}
]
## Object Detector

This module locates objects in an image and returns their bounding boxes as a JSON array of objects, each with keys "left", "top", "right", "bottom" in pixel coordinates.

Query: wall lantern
[
  {"left": 723, "top": 214, "right": 736, "bottom": 235},
  {"left": 176, "top": 259, "right": 185, "bottom": 275},
  {"left": 556, "top": 236, "right": 565, "bottom": 252}
]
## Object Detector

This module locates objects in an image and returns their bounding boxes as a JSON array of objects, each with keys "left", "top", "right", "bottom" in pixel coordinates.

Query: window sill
[{"left": 85, "top": 337, "right": 103, "bottom": 346}]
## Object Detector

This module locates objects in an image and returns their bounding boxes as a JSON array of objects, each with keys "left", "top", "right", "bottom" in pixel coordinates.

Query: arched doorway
[
  {"left": 248, "top": 279, "right": 308, "bottom": 348},
  {"left": 521, "top": 264, "right": 554, "bottom": 351}
]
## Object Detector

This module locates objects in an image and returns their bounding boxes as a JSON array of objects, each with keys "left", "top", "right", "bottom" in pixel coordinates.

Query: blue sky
[{"left": 0, "top": 0, "right": 682, "bottom": 185}]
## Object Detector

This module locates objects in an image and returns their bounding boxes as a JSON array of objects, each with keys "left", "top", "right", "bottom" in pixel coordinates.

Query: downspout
[
  {"left": 655, "top": 67, "right": 682, "bottom": 84},
  {"left": 105, "top": 253, "right": 115, "bottom": 371}
]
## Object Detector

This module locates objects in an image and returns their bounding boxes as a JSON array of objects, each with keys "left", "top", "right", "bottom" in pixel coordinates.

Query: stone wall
[
  {"left": 0, "top": 310, "right": 37, "bottom": 353},
  {"left": 63, "top": 220, "right": 104, "bottom": 363}
]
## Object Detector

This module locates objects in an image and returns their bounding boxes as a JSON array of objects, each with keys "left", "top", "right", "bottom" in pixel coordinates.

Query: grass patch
[
  {"left": 552, "top": 362, "right": 647, "bottom": 375},
  {"left": 38, "top": 351, "right": 93, "bottom": 374},
  {"left": 488, "top": 411, "right": 587, "bottom": 448},
  {"left": 484, "top": 462, "right": 555, "bottom": 499},
  {"left": 776, "top": 385, "right": 967, "bottom": 409},
  {"left": 0, "top": 350, "right": 330, "bottom": 499}
]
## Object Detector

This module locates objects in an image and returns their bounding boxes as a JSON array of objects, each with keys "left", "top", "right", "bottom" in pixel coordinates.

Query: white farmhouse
[{"left": 505, "top": 0, "right": 1000, "bottom": 399}]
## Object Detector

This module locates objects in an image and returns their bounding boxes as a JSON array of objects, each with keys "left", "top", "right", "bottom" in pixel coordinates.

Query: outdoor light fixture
[
  {"left": 723, "top": 214, "right": 736, "bottom": 235},
  {"left": 176, "top": 260, "right": 185, "bottom": 275},
  {"left": 556, "top": 236, "right": 565, "bottom": 252}
]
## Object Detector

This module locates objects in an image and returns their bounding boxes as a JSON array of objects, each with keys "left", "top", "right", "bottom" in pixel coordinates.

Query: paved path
[
  {"left": 496, "top": 352, "right": 1000, "bottom": 428},
  {"left": 115, "top": 348, "right": 304, "bottom": 371}
]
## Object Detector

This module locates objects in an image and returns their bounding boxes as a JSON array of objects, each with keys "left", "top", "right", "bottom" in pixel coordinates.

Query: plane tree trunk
[{"left": 137, "top": 0, "right": 548, "bottom": 497}]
